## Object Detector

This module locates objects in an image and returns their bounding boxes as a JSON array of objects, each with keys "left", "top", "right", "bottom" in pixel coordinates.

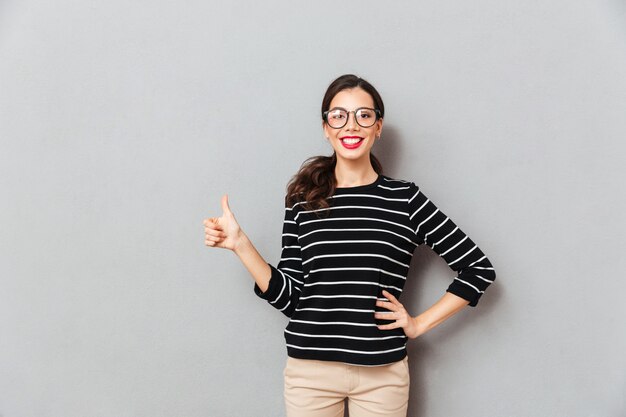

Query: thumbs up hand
[{"left": 203, "top": 194, "right": 244, "bottom": 252}]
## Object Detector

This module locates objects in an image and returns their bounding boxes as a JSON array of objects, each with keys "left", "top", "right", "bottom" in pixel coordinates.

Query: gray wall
[{"left": 1, "top": 1, "right": 625, "bottom": 416}]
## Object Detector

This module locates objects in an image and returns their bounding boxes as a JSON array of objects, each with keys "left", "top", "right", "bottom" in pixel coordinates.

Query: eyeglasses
[{"left": 322, "top": 107, "right": 382, "bottom": 129}]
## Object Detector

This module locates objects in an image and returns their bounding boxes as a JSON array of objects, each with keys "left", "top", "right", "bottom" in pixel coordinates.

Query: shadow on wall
[
  {"left": 612, "top": 0, "right": 626, "bottom": 36},
  {"left": 403, "top": 246, "right": 501, "bottom": 417},
  {"left": 373, "top": 124, "right": 403, "bottom": 177}
]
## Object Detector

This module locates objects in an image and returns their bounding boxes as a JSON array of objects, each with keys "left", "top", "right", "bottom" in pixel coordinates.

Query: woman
[{"left": 203, "top": 74, "right": 496, "bottom": 417}]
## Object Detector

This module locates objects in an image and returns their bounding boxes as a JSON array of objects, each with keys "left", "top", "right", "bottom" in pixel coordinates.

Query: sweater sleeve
[
  {"left": 407, "top": 182, "right": 496, "bottom": 307},
  {"left": 253, "top": 203, "right": 304, "bottom": 317}
]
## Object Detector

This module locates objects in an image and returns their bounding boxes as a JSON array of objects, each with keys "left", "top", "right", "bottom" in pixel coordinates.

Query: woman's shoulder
[
  {"left": 379, "top": 175, "right": 422, "bottom": 202},
  {"left": 380, "top": 174, "right": 417, "bottom": 189}
]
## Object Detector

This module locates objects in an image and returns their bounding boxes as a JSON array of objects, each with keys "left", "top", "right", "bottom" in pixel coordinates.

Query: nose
[{"left": 345, "top": 111, "right": 360, "bottom": 130}]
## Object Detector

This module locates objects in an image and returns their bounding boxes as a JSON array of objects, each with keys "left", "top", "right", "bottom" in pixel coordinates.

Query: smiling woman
[{"left": 203, "top": 74, "right": 497, "bottom": 417}]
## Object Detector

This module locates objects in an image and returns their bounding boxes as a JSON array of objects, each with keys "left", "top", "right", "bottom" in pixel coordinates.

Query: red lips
[{"left": 340, "top": 136, "right": 364, "bottom": 149}]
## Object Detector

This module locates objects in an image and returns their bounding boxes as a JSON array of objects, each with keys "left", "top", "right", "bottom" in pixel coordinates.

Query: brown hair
[{"left": 285, "top": 74, "right": 385, "bottom": 216}]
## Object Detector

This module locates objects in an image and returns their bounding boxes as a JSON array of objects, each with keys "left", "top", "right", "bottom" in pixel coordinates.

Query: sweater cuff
[
  {"left": 446, "top": 280, "right": 482, "bottom": 307},
  {"left": 253, "top": 263, "right": 282, "bottom": 301}
]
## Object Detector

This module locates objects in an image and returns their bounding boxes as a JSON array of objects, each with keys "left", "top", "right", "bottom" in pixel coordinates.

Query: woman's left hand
[{"left": 375, "top": 290, "right": 427, "bottom": 339}]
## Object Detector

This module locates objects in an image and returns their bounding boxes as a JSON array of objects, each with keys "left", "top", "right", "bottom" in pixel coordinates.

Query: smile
[{"left": 340, "top": 137, "right": 364, "bottom": 149}]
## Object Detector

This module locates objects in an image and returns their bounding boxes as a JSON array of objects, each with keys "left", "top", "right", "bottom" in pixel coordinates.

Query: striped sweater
[{"left": 254, "top": 174, "right": 496, "bottom": 366}]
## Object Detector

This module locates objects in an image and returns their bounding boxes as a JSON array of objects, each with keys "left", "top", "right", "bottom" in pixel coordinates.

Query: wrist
[
  {"left": 233, "top": 230, "right": 250, "bottom": 255},
  {"left": 411, "top": 315, "right": 431, "bottom": 338}
]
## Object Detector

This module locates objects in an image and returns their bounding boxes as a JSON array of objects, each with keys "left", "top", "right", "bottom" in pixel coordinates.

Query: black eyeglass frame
[{"left": 322, "top": 107, "right": 382, "bottom": 129}]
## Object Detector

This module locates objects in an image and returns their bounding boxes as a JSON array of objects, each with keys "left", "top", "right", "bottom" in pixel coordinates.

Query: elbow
[
  {"left": 478, "top": 255, "right": 496, "bottom": 284},
  {"left": 487, "top": 259, "right": 497, "bottom": 283}
]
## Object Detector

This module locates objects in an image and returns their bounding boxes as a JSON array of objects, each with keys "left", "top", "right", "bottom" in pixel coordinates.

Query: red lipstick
[{"left": 340, "top": 136, "right": 364, "bottom": 149}]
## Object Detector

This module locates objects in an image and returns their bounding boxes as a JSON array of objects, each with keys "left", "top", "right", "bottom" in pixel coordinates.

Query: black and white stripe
[{"left": 254, "top": 174, "right": 496, "bottom": 366}]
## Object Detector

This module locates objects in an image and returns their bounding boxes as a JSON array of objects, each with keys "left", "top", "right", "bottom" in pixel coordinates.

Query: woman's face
[{"left": 323, "top": 87, "right": 383, "bottom": 165}]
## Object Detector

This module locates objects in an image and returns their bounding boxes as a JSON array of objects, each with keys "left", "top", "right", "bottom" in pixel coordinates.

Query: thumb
[{"left": 221, "top": 194, "right": 233, "bottom": 216}]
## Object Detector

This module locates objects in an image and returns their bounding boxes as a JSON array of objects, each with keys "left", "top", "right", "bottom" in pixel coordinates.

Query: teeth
[{"left": 342, "top": 138, "right": 362, "bottom": 145}]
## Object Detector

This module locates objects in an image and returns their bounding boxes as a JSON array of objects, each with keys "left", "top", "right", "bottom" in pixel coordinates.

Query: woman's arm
[
  {"left": 406, "top": 182, "right": 496, "bottom": 306},
  {"left": 376, "top": 290, "right": 469, "bottom": 339},
  {"left": 204, "top": 194, "right": 305, "bottom": 316},
  {"left": 203, "top": 194, "right": 271, "bottom": 292},
  {"left": 233, "top": 232, "right": 272, "bottom": 293}
]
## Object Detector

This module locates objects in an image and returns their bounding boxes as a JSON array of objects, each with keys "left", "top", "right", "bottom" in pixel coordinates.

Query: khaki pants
[{"left": 283, "top": 356, "right": 410, "bottom": 417}]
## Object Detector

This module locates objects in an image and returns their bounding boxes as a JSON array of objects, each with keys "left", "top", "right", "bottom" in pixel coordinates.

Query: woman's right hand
[{"left": 203, "top": 194, "right": 244, "bottom": 252}]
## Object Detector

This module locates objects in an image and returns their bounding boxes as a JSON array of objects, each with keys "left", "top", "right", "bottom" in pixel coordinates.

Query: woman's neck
[{"left": 334, "top": 164, "right": 378, "bottom": 188}]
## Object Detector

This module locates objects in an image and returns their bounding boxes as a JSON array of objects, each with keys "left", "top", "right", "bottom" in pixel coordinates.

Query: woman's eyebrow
[{"left": 329, "top": 106, "right": 373, "bottom": 111}]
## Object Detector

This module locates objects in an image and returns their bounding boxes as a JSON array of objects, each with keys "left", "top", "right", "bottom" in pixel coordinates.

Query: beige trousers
[{"left": 283, "top": 356, "right": 410, "bottom": 417}]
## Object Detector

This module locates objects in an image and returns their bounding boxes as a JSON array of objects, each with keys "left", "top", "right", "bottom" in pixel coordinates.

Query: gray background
[{"left": 1, "top": 1, "right": 625, "bottom": 416}]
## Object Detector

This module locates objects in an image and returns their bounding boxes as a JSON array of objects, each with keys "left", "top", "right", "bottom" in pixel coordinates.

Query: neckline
[{"left": 334, "top": 174, "right": 383, "bottom": 192}]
